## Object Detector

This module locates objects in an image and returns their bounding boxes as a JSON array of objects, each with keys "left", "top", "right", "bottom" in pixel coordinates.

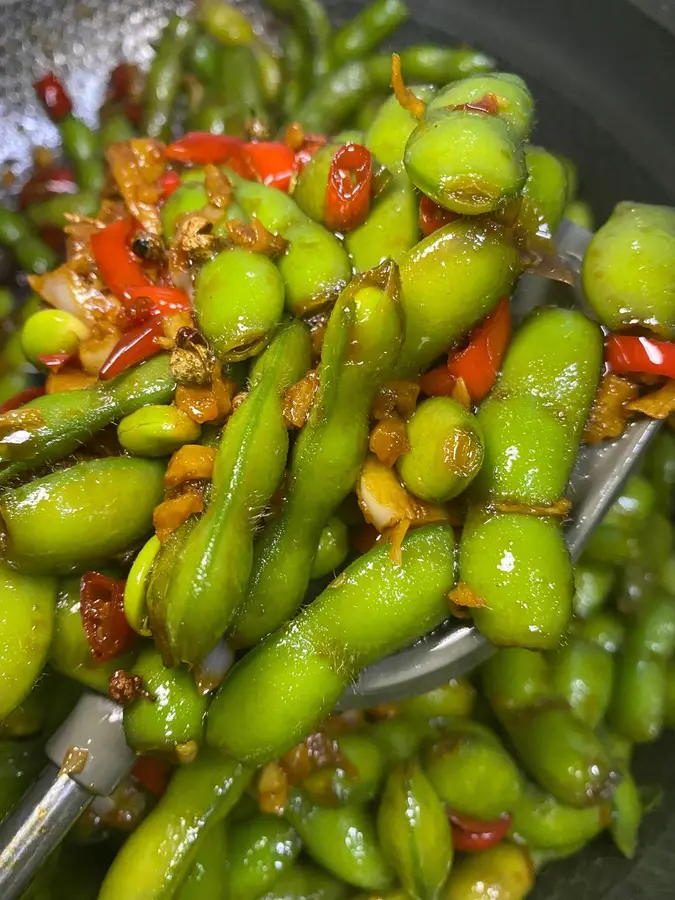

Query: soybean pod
[
  {"left": 226, "top": 814, "right": 301, "bottom": 900},
  {"left": 366, "top": 45, "right": 495, "bottom": 90},
  {"left": 143, "top": 16, "right": 196, "bottom": 140}
]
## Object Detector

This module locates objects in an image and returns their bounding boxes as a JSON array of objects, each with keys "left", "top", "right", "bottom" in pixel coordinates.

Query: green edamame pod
[
  {"left": 405, "top": 74, "right": 533, "bottom": 214},
  {"left": 517, "top": 146, "right": 569, "bottom": 242},
  {"left": 227, "top": 814, "right": 301, "bottom": 900},
  {"left": 608, "top": 594, "right": 675, "bottom": 742},
  {"left": 377, "top": 759, "right": 453, "bottom": 900},
  {"left": 582, "top": 202, "right": 675, "bottom": 338},
  {"left": 574, "top": 611, "right": 625, "bottom": 655},
  {"left": 565, "top": 200, "right": 594, "bottom": 231},
  {"left": 229, "top": 174, "right": 351, "bottom": 317},
  {"left": 397, "top": 678, "right": 476, "bottom": 721},
  {"left": 177, "top": 823, "right": 228, "bottom": 900},
  {"left": 367, "top": 46, "right": 495, "bottom": 90},
  {"left": 442, "top": 843, "right": 533, "bottom": 900},
  {"left": 0, "top": 353, "right": 175, "bottom": 484},
  {"left": 509, "top": 783, "right": 605, "bottom": 850},
  {"left": 310, "top": 516, "right": 349, "bottom": 580},
  {"left": 346, "top": 177, "right": 420, "bottom": 273},
  {"left": 123, "top": 646, "right": 208, "bottom": 756},
  {"left": 118, "top": 405, "right": 202, "bottom": 456},
  {"left": 365, "top": 88, "right": 435, "bottom": 174},
  {"left": 124, "top": 535, "right": 159, "bottom": 637},
  {"left": 582, "top": 522, "right": 642, "bottom": 568},
  {"left": 482, "top": 649, "right": 618, "bottom": 807},
  {"left": 186, "top": 30, "right": 220, "bottom": 81},
  {"left": 292, "top": 61, "right": 374, "bottom": 134},
  {"left": 397, "top": 397, "right": 483, "bottom": 503},
  {"left": 230, "top": 264, "right": 403, "bottom": 648},
  {"left": 0, "top": 457, "right": 164, "bottom": 574},
  {"left": 462, "top": 309, "right": 602, "bottom": 648},
  {"left": 424, "top": 728, "right": 522, "bottom": 820},
  {"left": 194, "top": 246, "right": 285, "bottom": 362},
  {"left": 572, "top": 562, "right": 614, "bottom": 619},
  {"left": 643, "top": 430, "right": 675, "bottom": 514},
  {"left": 98, "top": 751, "right": 252, "bottom": 900},
  {"left": 302, "top": 731, "right": 387, "bottom": 806},
  {"left": 198, "top": 0, "right": 256, "bottom": 45},
  {"left": 59, "top": 116, "right": 105, "bottom": 193},
  {"left": 49, "top": 577, "right": 134, "bottom": 692},
  {"left": 550, "top": 637, "right": 615, "bottom": 728},
  {"left": 0, "top": 563, "right": 55, "bottom": 720},
  {"left": 25, "top": 191, "right": 99, "bottom": 230},
  {"left": 602, "top": 474, "right": 656, "bottom": 533},
  {"left": 259, "top": 861, "right": 349, "bottom": 900},
  {"left": 332, "top": 0, "right": 408, "bottom": 64},
  {"left": 280, "top": 27, "right": 307, "bottom": 118},
  {"left": 368, "top": 718, "right": 438, "bottom": 763},
  {"left": 208, "top": 45, "right": 269, "bottom": 135},
  {"left": 143, "top": 16, "right": 196, "bottom": 140},
  {"left": 99, "top": 112, "right": 136, "bottom": 146},
  {"left": 265, "top": 0, "right": 331, "bottom": 80},
  {"left": 285, "top": 792, "right": 394, "bottom": 891},
  {"left": 0, "top": 205, "right": 58, "bottom": 274},
  {"left": 148, "top": 320, "right": 310, "bottom": 666},
  {"left": 209, "top": 525, "right": 456, "bottom": 763},
  {"left": 396, "top": 218, "right": 521, "bottom": 377}
]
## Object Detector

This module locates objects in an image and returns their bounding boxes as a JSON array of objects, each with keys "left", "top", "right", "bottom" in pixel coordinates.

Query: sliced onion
[{"left": 28, "top": 265, "right": 118, "bottom": 325}]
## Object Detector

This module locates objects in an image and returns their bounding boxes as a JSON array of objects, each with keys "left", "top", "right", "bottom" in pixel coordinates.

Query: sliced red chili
[
  {"left": 158, "top": 170, "right": 182, "bottom": 200},
  {"left": 80, "top": 571, "right": 134, "bottom": 662},
  {"left": 99, "top": 319, "right": 164, "bottom": 381},
  {"left": 419, "top": 363, "right": 456, "bottom": 397},
  {"left": 131, "top": 756, "right": 172, "bottom": 797},
  {"left": 243, "top": 141, "right": 296, "bottom": 192},
  {"left": 38, "top": 352, "right": 78, "bottom": 372},
  {"left": 34, "top": 72, "right": 73, "bottom": 122},
  {"left": 0, "top": 387, "right": 45, "bottom": 414},
  {"left": 19, "top": 166, "right": 77, "bottom": 209},
  {"left": 91, "top": 217, "right": 153, "bottom": 302},
  {"left": 449, "top": 811, "right": 512, "bottom": 852},
  {"left": 418, "top": 194, "right": 459, "bottom": 237},
  {"left": 125, "top": 284, "right": 192, "bottom": 316},
  {"left": 324, "top": 143, "right": 373, "bottom": 232},
  {"left": 447, "top": 297, "right": 511, "bottom": 403},
  {"left": 108, "top": 63, "right": 139, "bottom": 102},
  {"left": 606, "top": 334, "right": 675, "bottom": 380},
  {"left": 293, "top": 134, "right": 328, "bottom": 175}
]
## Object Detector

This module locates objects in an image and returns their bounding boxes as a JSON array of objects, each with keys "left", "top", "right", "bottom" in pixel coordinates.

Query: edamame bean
[
  {"left": 209, "top": 525, "right": 456, "bottom": 763},
  {"left": 442, "top": 843, "right": 533, "bottom": 900},
  {"left": 509, "top": 783, "right": 605, "bottom": 850},
  {"left": 123, "top": 646, "right": 209, "bottom": 756},
  {"left": 118, "top": 405, "right": 202, "bottom": 457},
  {"left": 602, "top": 474, "right": 656, "bottom": 533},
  {"left": 377, "top": 759, "right": 453, "bottom": 900},
  {"left": 550, "top": 637, "right": 615, "bottom": 728},
  {"left": 582, "top": 202, "right": 675, "bottom": 338},
  {"left": 346, "top": 177, "right": 420, "bottom": 273},
  {"left": 311, "top": 516, "right": 349, "bottom": 580},
  {"left": 0, "top": 562, "right": 55, "bottom": 720},
  {"left": 20, "top": 309, "right": 89, "bottom": 366},
  {"left": 517, "top": 146, "right": 569, "bottom": 243},
  {"left": 365, "top": 89, "right": 435, "bottom": 174},
  {"left": 0, "top": 457, "right": 165, "bottom": 574},
  {"left": 285, "top": 792, "right": 394, "bottom": 891},
  {"left": 227, "top": 814, "right": 301, "bottom": 900},
  {"left": 397, "top": 397, "right": 483, "bottom": 502},
  {"left": 98, "top": 751, "right": 252, "bottom": 900}
]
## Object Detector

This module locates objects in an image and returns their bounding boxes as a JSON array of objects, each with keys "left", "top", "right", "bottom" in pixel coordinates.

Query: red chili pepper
[
  {"left": 91, "top": 217, "right": 152, "bottom": 302},
  {"left": 606, "top": 334, "right": 675, "bottom": 380},
  {"left": 166, "top": 132, "right": 242, "bottom": 165},
  {"left": 33, "top": 72, "right": 73, "bottom": 122},
  {"left": 108, "top": 63, "right": 138, "bottom": 102},
  {"left": 80, "top": 571, "right": 134, "bottom": 662},
  {"left": 324, "top": 143, "right": 373, "bottom": 232},
  {"left": 131, "top": 756, "right": 171, "bottom": 797},
  {"left": 159, "top": 170, "right": 182, "bottom": 200},
  {"left": 293, "top": 134, "right": 328, "bottom": 175},
  {"left": 418, "top": 194, "right": 458, "bottom": 237},
  {"left": 99, "top": 319, "right": 164, "bottom": 381},
  {"left": 449, "top": 811, "right": 512, "bottom": 852},
  {"left": 125, "top": 284, "right": 191, "bottom": 316},
  {"left": 243, "top": 141, "right": 296, "bottom": 192},
  {"left": 420, "top": 363, "right": 457, "bottom": 397},
  {"left": 38, "top": 352, "right": 78, "bottom": 372},
  {"left": 447, "top": 297, "right": 512, "bottom": 403},
  {"left": 19, "top": 165, "right": 77, "bottom": 208},
  {"left": 0, "top": 386, "right": 45, "bottom": 414}
]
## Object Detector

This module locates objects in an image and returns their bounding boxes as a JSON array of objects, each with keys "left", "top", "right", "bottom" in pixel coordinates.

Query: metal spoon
[{"left": 0, "top": 221, "right": 660, "bottom": 898}]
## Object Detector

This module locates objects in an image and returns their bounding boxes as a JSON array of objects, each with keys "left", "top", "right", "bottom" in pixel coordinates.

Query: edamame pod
[
  {"left": 49, "top": 577, "right": 134, "bottom": 692},
  {"left": 368, "top": 717, "right": 438, "bottom": 763},
  {"left": 258, "top": 861, "right": 349, "bottom": 900},
  {"left": 0, "top": 457, "right": 165, "bottom": 574},
  {"left": 25, "top": 191, "right": 99, "bottom": 230},
  {"left": 264, "top": 0, "right": 331, "bottom": 81},
  {"left": 0, "top": 353, "right": 176, "bottom": 484},
  {"left": 442, "top": 843, "right": 533, "bottom": 900},
  {"left": 230, "top": 264, "right": 404, "bottom": 648},
  {"left": 550, "top": 637, "right": 615, "bottom": 728},
  {"left": 517, "top": 146, "right": 569, "bottom": 243},
  {"left": 0, "top": 562, "right": 55, "bottom": 720},
  {"left": 582, "top": 202, "right": 675, "bottom": 338},
  {"left": 572, "top": 562, "right": 614, "bottom": 619},
  {"left": 285, "top": 792, "right": 394, "bottom": 891},
  {"left": 424, "top": 727, "right": 522, "bottom": 820},
  {"left": 143, "top": 16, "right": 196, "bottom": 140},
  {"left": 377, "top": 759, "right": 453, "bottom": 900},
  {"left": 178, "top": 824, "right": 228, "bottom": 900},
  {"left": 462, "top": 309, "right": 602, "bottom": 647},
  {"left": 98, "top": 751, "right": 252, "bottom": 900},
  {"left": 292, "top": 61, "right": 374, "bottom": 134},
  {"left": 397, "top": 678, "right": 476, "bottom": 720},
  {"left": 310, "top": 516, "right": 350, "bottom": 580},
  {"left": 148, "top": 320, "right": 310, "bottom": 665},
  {"left": 396, "top": 218, "right": 521, "bottom": 377},
  {"left": 346, "top": 177, "right": 420, "bottom": 273},
  {"left": 208, "top": 525, "right": 456, "bottom": 763},
  {"left": 123, "top": 646, "right": 209, "bottom": 756},
  {"left": 364, "top": 88, "right": 435, "bottom": 174},
  {"left": 397, "top": 397, "right": 484, "bottom": 503},
  {"left": 643, "top": 430, "right": 675, "bottom": 514},
  {"left": 332, "top": 0, "right": 408, "bottom": 64},
  {"left": 59, "top": 116, "right": 105, "bottom": 193},
  {"left": 602, "top": 474, "right": 656, "bottom": 533},
  {"left": 367, "top": 46, "right": 495, "bottom": 90},
  {"left": 0, "top": 205, "right": 58, "bottom": 274},
  {"left": 194, "top": 246, "right": 285, "bottom": 362},
  {"left": 509, "top": 783, "right": 605, "bottom": 850},
  {"left": 227, "top": 814, "right": 301, "bottom": 900},
  {"left": 302, "top": 731, "right": 387, "bottom": 806}
]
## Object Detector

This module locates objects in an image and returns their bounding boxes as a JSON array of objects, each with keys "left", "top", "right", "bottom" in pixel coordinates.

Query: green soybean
[
  {"left": 118, "top": 405, "right": 202, "bottom": 457},
  {"left": 550, "top": 637, "right": 615, "bottom": 728},
  {"left": 259, "top": 861, "right": 349, "bottom": 900},
  {"left": 227, "top": 815, "right": 301, "bottom": 900},
  {"left": 21, "top": 308, "right": 89, "bottom": 366},
  {"left": 365, "top": 88, "right": 435, "bottom": 174},
  {"left": 346, "top": 177, "right": 420, "bottom": 273},
  {"left": 509, "top": 783, "right": 605, "bottom": 850},
  {"left": 442, "top": 843, "right": 533, "bottom": 900}
]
